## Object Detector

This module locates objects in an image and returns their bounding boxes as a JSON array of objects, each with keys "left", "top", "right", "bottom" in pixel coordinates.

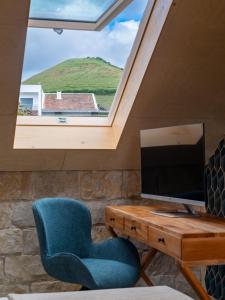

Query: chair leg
[{"left": 80, "top": 286, "right": 90, "bottom": 291}]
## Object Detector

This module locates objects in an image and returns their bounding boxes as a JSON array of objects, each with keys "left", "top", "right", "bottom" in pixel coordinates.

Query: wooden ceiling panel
[
  {"left": 0, "top": 1, "right": 29, "bottom": 116},
  {"left": 0, "top": 149, "right": 65, "bottom": 172},
  {"left": 0, "top": 0, "right": 30, "bottom": 26},
  {"left": 130, "top": 0, "right": 225, "bottom": 120},
  {"left": 0, "top": 116, "right": 17, "bottom": 148},
  {"left": 0, "top": 116, "right": 65, "bottom": 171}
]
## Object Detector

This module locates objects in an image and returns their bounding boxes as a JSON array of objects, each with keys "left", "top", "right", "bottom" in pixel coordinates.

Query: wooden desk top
[{"left": 106, "top": 205, "right": 225, "bottom": 238}]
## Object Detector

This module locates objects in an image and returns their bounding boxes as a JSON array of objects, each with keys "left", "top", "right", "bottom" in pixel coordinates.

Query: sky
[
  {"left": 22, "top": 0, "right": 148, "bottom": 80},
  {"left": 30, "top": 0, "right": 118, "bottom": 21}
]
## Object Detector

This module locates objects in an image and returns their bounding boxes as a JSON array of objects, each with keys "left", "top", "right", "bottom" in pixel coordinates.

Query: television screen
[{"left": 140, "top": 123, "right": 206, "bottom": 205}]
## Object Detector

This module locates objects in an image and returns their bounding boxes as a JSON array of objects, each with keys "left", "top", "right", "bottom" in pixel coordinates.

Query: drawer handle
[
  {"left": 158, "top": 238, "right": 165, "bottom": 244},
  {"left": 110, "top": 217, "right": 115, "bottom": 222},
  {"left": 131, "top": 226, "right": 136, "bottom": 231}
]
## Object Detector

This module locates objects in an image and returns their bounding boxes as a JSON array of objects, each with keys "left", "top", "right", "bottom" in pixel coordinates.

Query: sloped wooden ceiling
[{"left": 0, "top": 0, "right": 225, "bottom": 171}]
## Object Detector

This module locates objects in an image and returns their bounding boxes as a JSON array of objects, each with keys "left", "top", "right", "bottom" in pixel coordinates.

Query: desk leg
[
  {"left": 107, "top": 226, "right": 118, "bottom": 237},
  {"left": 140, "top": 248, "right": 158, "bottom": 286},
  {"left": 179, "top": 263, "right": 210, "bottom": 300}
]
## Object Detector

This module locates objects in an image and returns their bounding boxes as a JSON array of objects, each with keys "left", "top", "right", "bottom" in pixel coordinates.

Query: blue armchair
[{"left": 32, "top": 198, "right": 141, "bottom": 290}]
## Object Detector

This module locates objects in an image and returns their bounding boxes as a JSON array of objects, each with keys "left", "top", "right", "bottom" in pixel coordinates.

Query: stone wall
[{"left": 0, "top": 170, "right": 200, "bottom": 299}]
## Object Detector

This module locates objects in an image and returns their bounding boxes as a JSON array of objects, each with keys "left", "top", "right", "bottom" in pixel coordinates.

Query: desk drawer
[
  {"left": 124, "top": 218, "right": 148, "bottom": 242},
  {"left": 105, "top": 210, "right": 124, "bottom": 230},
  {"left": 148, "top": 226, "right": 181, "bottom": 258},
  {"left": 182, "top": 237, "right": 225, "bottom": 262}
]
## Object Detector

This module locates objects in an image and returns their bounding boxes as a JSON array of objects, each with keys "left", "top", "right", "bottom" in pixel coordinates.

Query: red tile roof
[{"left": 43, "top": 93, "right": 98, "bottom": 112}]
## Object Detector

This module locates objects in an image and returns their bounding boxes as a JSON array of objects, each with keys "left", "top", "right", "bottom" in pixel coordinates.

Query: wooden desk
[{"left": 105, "top": 205, "right": 225, "bottom": 300}]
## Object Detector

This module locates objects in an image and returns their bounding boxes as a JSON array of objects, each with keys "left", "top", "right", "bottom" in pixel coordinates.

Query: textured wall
[{"left": 0, "top": 170, "right": 200, "bottom": 299}]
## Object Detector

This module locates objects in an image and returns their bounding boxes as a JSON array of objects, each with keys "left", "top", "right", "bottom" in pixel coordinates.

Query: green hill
[{"left": 24, "top": 57, "right": 123, "bottom": 110}]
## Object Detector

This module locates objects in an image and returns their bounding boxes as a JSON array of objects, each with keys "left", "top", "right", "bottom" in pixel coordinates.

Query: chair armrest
[
  {"left": 90, "top": 237, "right": 140, "bottom": 267},
  {"left": 44, "top": 252, "right": 96, "bottom": 287}
]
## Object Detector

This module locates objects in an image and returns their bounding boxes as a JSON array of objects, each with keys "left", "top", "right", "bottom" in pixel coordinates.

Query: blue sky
[
  {"left": 30, "top": 0, "right": 118, "bottom": 22},
  {"left": 22, "top": 0, "right": 148, "bottom": 80}
]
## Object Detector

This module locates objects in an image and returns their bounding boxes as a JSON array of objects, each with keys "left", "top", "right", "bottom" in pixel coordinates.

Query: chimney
[{"left": 56, "top": 91, "right": 62, "bottom": 100}]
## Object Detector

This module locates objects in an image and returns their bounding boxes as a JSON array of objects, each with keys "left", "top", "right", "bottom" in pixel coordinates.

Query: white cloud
[
  {"left": 58, "top": 0, "right": 110, "bottom": 21},
  {"left": 32, "top": 0, "right": 113, "bottom": 21},
  {"left": 108, "top": 20, "right": 139, "bottom": 44},
  {"left": 22, "top": 19, "right": 140, "bottom": 80}
]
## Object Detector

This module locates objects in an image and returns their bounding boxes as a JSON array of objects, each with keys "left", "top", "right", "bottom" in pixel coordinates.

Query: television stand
[{"left": 152, "top": 204, "right": 198, "bottom": 218}]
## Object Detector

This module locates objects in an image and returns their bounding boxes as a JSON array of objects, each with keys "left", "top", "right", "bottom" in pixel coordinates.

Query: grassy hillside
[{"left": 24, "top": 57, "right": 123, "bottom": 110}]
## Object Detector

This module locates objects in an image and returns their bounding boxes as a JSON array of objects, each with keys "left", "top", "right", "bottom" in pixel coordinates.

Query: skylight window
[
  {"left": 18, "top": 0, "right": 148, "bottom": 123},
  {"left": 29, "top": 0, "right": 134, "bottom": 31},
  {"left": 30, "top": 0, "right": 117, "bottom": 22},
  {"left": 15, "top": 0, "right": 173, "bottom": 149}
]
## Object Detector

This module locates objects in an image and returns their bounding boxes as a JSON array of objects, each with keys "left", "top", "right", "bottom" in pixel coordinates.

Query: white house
[
  {"left": 19, "top": 85, "right": 103, "bottom": 116},
  {"left": 19, "top": 84, "right": 44, "bottom": 115}
]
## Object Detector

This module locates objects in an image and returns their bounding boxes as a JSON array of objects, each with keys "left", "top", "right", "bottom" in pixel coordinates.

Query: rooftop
[{"left": 43, "top": 93, "right": 98, "bottom": 112}]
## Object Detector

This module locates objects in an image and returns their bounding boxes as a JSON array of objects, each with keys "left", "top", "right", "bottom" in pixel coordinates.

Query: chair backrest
[
  {"left": 205, "top": 139, "right": 225, "bottom": 299},
  {"left": 33, "top": 198, "right": 92, "bottom": 259}
]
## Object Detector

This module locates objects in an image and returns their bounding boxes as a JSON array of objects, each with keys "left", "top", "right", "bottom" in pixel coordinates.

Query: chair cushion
[
  {"left": 82, "top": 258, "right": 139, "bottom": 289},
  {"left": 33, "top": 198, "right": 92, "bottom": 258}
]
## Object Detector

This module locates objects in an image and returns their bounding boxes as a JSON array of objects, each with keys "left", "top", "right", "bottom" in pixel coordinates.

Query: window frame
[
  {"left": 28, "top": 0, "right": 133, "bottom": 31},
  {"left": 17, "top": 0, "right": 151, "bottom": 127},
  {"left": 19, "top": 97, "right": 34, "bottom": 110},
  {"left": 14, "top": 0, "right": 173, "bottom": 149}
]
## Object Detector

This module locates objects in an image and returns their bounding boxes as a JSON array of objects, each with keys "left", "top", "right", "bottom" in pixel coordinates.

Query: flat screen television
[{"left": 140, "top": 123, "right": 206, "bottom": 207}]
